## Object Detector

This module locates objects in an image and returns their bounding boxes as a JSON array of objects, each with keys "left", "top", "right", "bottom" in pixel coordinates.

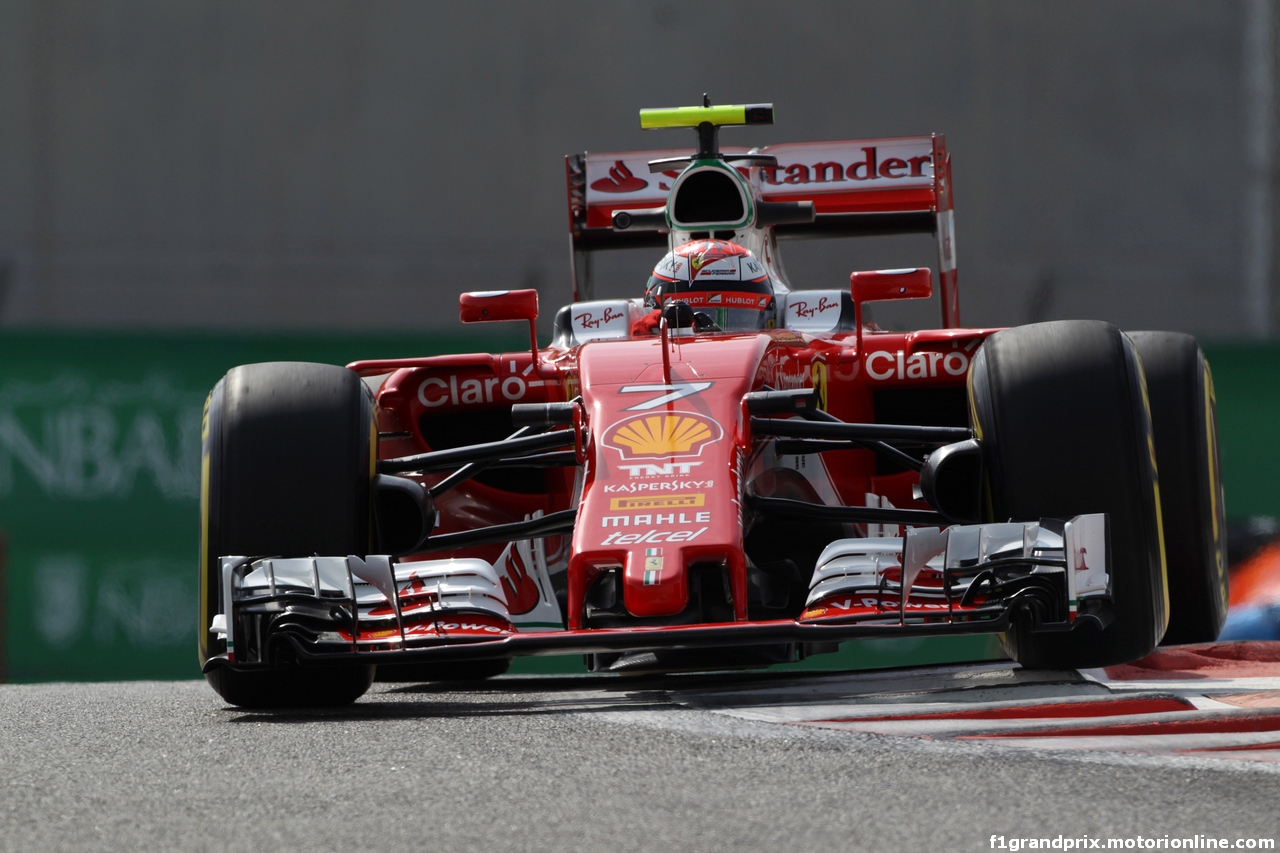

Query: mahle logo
[{"left": 602, "top": 412, "right": 722, "bottom": 460}]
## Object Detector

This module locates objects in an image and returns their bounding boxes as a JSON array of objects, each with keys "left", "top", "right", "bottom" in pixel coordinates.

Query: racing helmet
[{"left": 644, "top": 240, "right": 776, "bottom": 332}]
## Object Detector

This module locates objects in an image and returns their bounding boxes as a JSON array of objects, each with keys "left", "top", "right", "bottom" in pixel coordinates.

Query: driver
[{"left": 633, "top": 239, "right": 777, "bottom": 335}]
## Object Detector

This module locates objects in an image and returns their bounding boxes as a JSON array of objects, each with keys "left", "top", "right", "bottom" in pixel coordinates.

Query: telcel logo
[{"left": 601, "top": 528, "right": 708, "bottom": 546}]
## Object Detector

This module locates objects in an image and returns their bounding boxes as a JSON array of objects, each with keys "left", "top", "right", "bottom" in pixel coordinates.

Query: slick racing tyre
[
  {"left": 969, "top": 320, "right": 1168, "bottom": 669},
  {"left": 1127, "top": 331, "right": 1228, "bottom": 645},
  {"left": 199, "top": 362, "right": 377, "bottom": 708}
]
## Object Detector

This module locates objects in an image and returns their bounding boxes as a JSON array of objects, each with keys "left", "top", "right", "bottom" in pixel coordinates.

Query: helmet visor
[{"left": 648, "top": 281, "right": 773, "bottom": 331}]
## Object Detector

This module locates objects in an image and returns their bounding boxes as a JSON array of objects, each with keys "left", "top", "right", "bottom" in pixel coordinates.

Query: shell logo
[{"left": 602, "top": 412, "right": 722, "bottom": 460}]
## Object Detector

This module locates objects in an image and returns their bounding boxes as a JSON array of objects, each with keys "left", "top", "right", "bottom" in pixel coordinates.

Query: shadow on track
[{"left": 219, "top": 667, "right": 846, "bottom": 724}]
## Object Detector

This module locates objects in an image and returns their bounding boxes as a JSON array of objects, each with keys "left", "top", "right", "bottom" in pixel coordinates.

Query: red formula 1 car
[{"left": 198, "top": 101, "right": 1228, "bottom": 707}]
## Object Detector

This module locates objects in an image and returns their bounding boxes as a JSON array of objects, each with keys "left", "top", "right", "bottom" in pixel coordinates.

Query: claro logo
[
  {"left": 418, "top": 371, "right": 545, "bottom": 407},
  {"left": 866, "top": 350, "right": 971, "bottom": 381}
]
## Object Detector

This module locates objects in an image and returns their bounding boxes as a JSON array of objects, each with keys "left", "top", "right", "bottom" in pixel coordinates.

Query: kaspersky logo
[{"left": 602, "top": 412, "right": 722, "bottom": 460}]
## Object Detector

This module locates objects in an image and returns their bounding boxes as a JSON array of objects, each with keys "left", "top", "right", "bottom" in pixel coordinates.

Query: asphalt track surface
[{"left": 3, "top": 667, "right": 1280, "bottom": 853}]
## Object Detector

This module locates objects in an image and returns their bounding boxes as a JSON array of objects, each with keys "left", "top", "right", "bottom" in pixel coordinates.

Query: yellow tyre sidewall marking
[
  {"left": 197, "top": 393, "right": 213, "bottom": 664},
  {"left": 1134, "top": 355, "right": 1170, "bottom": 637},
  {"left": 1204, "top": 362, "right": 1228, "bottom": 610}
]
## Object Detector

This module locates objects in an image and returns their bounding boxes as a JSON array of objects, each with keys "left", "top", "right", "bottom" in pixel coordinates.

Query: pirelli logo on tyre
[
  {"left": 602, "top": 412, "right": 723, "bottom": 460},
  {"left": 609, "top": 493, "right": 706, "bottom": 511}
]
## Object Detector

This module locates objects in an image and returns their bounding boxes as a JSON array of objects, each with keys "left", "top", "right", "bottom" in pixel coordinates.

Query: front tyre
[
  {"left": 199, "top": 362, "right": 377, "bottom": 707},
  {"left": 969, "top": 321, "right": 1168, "bottom": 669},
  {"left": 1127, "top": 331, "right": 1228, "bottom": 645}
]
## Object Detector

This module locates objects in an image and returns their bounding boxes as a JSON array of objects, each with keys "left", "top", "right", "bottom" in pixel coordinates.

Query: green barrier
[
  {"left": 0, "top": 333, "right": 1273, "bottom": 683},
  {"left": 0, "top": 330, "right": 515, "bottom": 682},
  {"left": 1202, "top": 343, "right": 1280, "bottom": 519}
]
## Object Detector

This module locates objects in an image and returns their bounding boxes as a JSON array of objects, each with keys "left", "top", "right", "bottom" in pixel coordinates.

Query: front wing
[{"left": 202, "top": 515, "right": 1112, "bottom": 674}]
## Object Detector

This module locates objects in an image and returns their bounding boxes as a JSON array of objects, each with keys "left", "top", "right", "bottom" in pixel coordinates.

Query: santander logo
[
  {"left": 588, "top": 145, "right": 933, "bottom": 196},
  {"left": 760, "top": 147, "right": 932, "bottom": 185},
  {"left": 590, "top": 160, "right": 648, "bottom": 193}
]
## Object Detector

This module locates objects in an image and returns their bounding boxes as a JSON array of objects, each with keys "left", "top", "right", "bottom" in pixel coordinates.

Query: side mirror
[
  {"left": 850, "top": 268, "right": 933, "bottom": 305},
  {"left": 850, "top": 268, "right": 933, "bottom": 352},
  {"left": 459, "top": 289, "right": 540, "bottom": 361},
  {"left": 459, "top": 289, "right": 539, "bottom": 324}
]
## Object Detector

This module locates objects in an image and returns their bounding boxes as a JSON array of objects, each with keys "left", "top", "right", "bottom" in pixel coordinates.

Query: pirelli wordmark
[{"left": 609, "top": 494, "right": 706, "bottom": 511}]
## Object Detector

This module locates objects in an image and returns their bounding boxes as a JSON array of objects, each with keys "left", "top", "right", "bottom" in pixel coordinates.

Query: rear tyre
[
  {"left": 1127, "top": 331, "right": 1228, "bottom": 644},
  {"left": 199, "top": 362, "right": 377, "bottom": 708},
  {"left": 969, "top": 320, "right": 1168, "bottom": 669}
]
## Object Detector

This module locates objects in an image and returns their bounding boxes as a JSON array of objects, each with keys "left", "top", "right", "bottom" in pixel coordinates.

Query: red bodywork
[
  {"left": 203, "top": 122, "right": 1127, "bottom": 691},
  {"left": 350, "top": 323, "right": 996, "bottom": 631},
  {"left": 340, "top": 129, "right": 995, "bottom": 637}
]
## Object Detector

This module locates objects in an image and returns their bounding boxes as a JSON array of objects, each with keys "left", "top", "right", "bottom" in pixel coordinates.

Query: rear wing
[{"left": 566, "top": 134, "right": 958, "bottom": 327}]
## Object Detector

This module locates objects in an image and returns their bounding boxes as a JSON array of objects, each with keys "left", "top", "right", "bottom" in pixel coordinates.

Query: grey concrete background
[{"left": 0, "top": 0, "right": 1275, "bottom": 338}]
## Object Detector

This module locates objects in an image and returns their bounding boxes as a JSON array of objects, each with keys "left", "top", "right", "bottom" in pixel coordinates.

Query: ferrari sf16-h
[{"left": 198, "top": 100, "right": 1228, "bottom": 707}]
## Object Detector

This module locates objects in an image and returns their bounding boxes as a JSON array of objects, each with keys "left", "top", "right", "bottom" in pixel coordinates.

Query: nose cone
[
  {"left": 586, "top": 433, "right": 726, "bottom": 619},
  {"left": 568, "top": 335, "right": 771, "bottom": 625}
]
